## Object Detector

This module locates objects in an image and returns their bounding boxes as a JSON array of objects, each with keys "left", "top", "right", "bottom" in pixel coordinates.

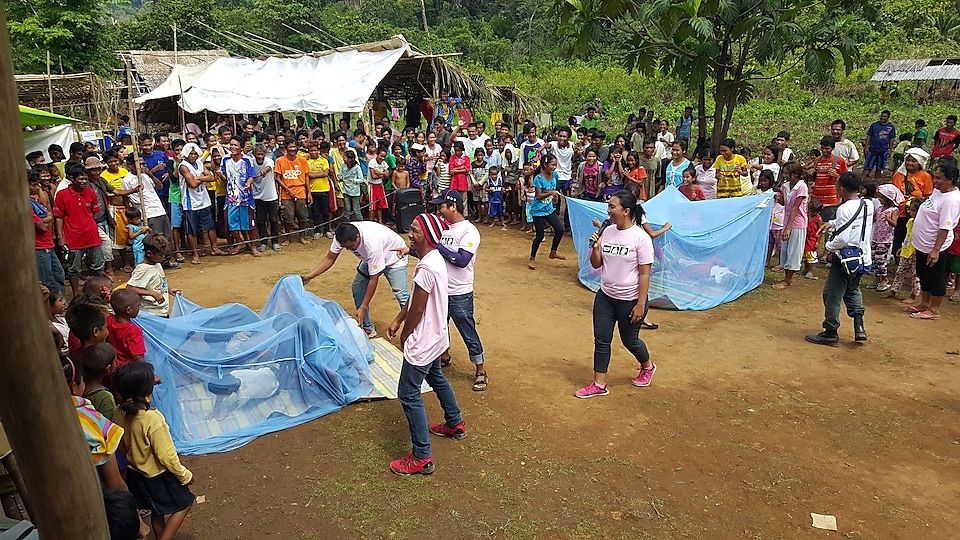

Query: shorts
[
  {"left": 864, "top": 150, "right": 889, "bottom": 171},
  {"left": 227, "top": 205, "right": 251, "bottom": 231},
  {"left": 949, "top": 252, "right": 960, "bottom": 276},
  {"left": 67, "top": 245, "right": 105, "bottom": 277},
  {"left": 184, "top": 207, "right": 215, "bottom": 236},
  {"left": 802, "top": 250, "right": 819, "bottom": 264},
  {"left": 916, "top": 250, "right": 948, "bottom": 296},
  {"left": 97, "top": 222, "right": 115, "bottom": 262},
  {"left": 779, "top": 227, "right": 805, "bottom": 271},
  {"left": 471, "top": 188, "right": 489, "bottom": 203},
  {"left": 147, "top": 215, "right": 172, "bottom": 242},
  {"left": 170, "top": 202, "right": 184, "bottom": 228},
  {"left": 488, "top": 201, "right": 504, "bottom": 217},
  {"left": 281, "top": 198, "right": 309, "bottom": 224},
  {"left": 369, "top": 184, "right": 388, "bottom": 210},
  {"left": 113, "top": 206, "right": 129, "bottom": 249}
]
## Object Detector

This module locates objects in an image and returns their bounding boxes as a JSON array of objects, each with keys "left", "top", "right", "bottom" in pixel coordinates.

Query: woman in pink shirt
[{"left": 576, "top": 188, "right": 657, "bottom": 398}]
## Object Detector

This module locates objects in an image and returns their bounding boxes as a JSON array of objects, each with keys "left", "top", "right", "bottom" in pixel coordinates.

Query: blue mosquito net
[
  {"left": 135, "top": 275, "right": 375, "bottom": 455},
  {"left": 566, "top": 187, "right": 774, "bottom": 310}
]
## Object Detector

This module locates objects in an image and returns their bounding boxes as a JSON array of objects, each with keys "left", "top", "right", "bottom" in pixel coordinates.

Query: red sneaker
[
  {"left": 390, "top": 453, "right": 435, "bottom": 475},
  {"left": 429, "top": 421, "right": 467, "bottom": 440}
]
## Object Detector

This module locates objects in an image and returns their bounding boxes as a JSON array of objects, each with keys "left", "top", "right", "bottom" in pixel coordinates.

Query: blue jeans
[
  {"left": 352, "top": 262, "right": 409, "bottom": 332},
  {"left": 821, "top": 258, "right": 864, "bottom": 333},
  {"left": 448, "top": 292, "right": 485, "bottom": 365},
  {"left": 36, "top": 248, "right": 65, "bottom": 297},
  {"left": 343, "top": 195, "right": 362, "bottom": 222},
  {"left": 593, "top": 290, "right": 650, "bottom": 373},
  {"left": 398, "top": 357, "right": 462, "bottom": 459}
]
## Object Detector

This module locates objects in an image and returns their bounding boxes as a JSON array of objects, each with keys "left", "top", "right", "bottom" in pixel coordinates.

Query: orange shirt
[
  {"left": 892, "top": 170, "right": 933, "bottom": 217},
  {"left": 274, "top": 155, "right": 309, "bottom": 200},
  {"left": 625, "top": 167, "right": 648, "bottom": 200}
]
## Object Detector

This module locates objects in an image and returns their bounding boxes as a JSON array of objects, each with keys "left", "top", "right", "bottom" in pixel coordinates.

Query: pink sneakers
[
  {"left": 575, "top": 381, "right": 609, "bottom": 399},
  {"left": 632, "top": 364, "right": 657, "bottom": 387}
]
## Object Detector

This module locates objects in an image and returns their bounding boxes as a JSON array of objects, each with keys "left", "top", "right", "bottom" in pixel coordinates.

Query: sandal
[
  {"left": 472, "top": 372, "right": 488, "bottom": 392},
  {"left": 120, "top": 266, "right": 133, "bottom": 273},
  {"left": 950, "top": 293, "right": 960, "bottom": 303},
  {"left": 902, "top": 306, "right": 921, "bottom": 313},
  {"left": 440, "top": 355, "right": 452, "bottom": 368},
  {"left": 910, "top": 311, "right": 940, "bottom": 320},
  {"left": 641, "top": 321, "right": 659, "bottom": 330},
  {"left": 175, "top": 254, "right": 186, "bottom": 263}
]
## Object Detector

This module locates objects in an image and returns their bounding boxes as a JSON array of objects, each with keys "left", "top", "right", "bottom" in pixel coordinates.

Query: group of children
[{"left": 40, "top": 231, "right": 192, "bottom": 540}]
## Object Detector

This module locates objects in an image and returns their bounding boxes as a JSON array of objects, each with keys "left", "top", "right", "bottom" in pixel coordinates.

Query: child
[
  {"left": 83, "top": 274, "right": 114, "bottom": 304},
  {"left": 222, "top": 138, "right": 259, "bottom": 257},
  {"left": 678, "top": 164, "right": 706, "bottom": 201},
  {"left": 892, "top": 133, "right": 913, "bottom": 169},
  {"left": 340, "top": 149, "right": 365, "bottom": 222},
  {"left": 82, "top": 342, "right": 119, "bottom": 421},
  {"left": 435, "top": 149, "right": 451, "bottom": 194},
  {"left": 125, "top": 207, "right": 151, "bottom": 266},
  {"left": 65, "top": 294, "right": 109, "bottom": 361},
  {"left": 886, "top": 197, "right": 922, "bottom": 303},
  {"left": 802, "top": 198, "right": 823, "bottom": 279},
  {"left": 126, "top": 234, "right": 180, "bottom": 318},
  {"left": 107, "top": 288, "right": 146, "bottom": 367},
  {"left": 756, "top": 169, "right": 776, "bottom": 194},
  {"left": 470, "top": 148, "right": 489, "bottom": 222},
  {"left": 62, "top": 355, "right": 126, "bottom": 491},
  {"left": 861, "top": 183, "right": 880, "bottom": 216},
  {"left": 368, "top": 148, "right": 390, "bottom": 224},
  {"left": 47, "top": 289, "right": 69, "bottom": 356},
  {"left": 769, "top": 190, "right": 785, "bottom": 268},
  {"left": 520, "top": 163, "right": 536, "bottom": 233},
  {"left": 870, "top": 184, "right": 901, "bottom": 291},
  {"left": 485, "top": 166, "right": 507, "bottom": 229},
  {"left": 115, "top": 362, "right": 195, "bottom": 540}
]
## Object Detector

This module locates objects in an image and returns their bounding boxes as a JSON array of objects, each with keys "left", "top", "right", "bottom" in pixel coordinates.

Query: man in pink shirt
[
  {"left": 430, "top": 190, "right": 488, "bottom": 391},
  {"left": 387, "top": 213, "right": 464, "bottom": 476}
]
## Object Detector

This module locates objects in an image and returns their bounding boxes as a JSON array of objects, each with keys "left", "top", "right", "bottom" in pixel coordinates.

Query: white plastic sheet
[
  {"left": 176, "top": 46, "right": 408, "bottom": 114},
  {"left": 22, "top": 124, "right": 76, "bottom": 166},
  {"left": 134, "top": 63, "right": 211, "bottom": 104}
]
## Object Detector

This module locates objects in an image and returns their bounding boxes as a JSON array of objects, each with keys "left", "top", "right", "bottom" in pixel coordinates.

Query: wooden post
[
  {"left": 0, "top": 4, "right": 109, "bottom": 536},
  {"left": 125, "top": 62, "right": 147, "bottom": 221},
  {"left": 173, "top": 23, "right": 186, "bottom": 132},
  {"left": 45, "top": 50, "right": 53, "bottom": 113}
]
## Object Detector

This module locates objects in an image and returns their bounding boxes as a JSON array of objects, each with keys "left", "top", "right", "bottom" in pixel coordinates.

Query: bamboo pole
[
  {"left": 125, "top": 62, "right": 147, "bottom": 222},
  {"left": 45, "top": 50, "right": 53, "bottom": 112},
  {"left": 0, "top": 4, "right": 109, "bottom": 536},
  {"left": 173, "top": 23, "right": 186, "bottom": 133}
]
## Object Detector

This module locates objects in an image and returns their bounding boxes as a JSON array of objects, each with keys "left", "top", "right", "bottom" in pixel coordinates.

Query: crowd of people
[{"left": 19, "top": 93, "right": 960, "bottom": 535}]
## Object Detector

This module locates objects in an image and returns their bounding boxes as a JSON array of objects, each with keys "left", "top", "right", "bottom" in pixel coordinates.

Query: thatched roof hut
[
  {"left": 15, "top": 72, "right": 111, "bottom": 125},
  {"left": 120, "top": 49, "right": 230, "bottom": 96}
]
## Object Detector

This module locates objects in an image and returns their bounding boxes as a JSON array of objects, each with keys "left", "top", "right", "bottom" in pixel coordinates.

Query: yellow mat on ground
[{"left": 365, "top": 338, "right": 432, "bottom": 400}]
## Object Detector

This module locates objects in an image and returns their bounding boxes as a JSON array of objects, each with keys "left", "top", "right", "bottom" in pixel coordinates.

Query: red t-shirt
[
  {"left": 52, "top": 186, "right": 102, "bottom": 250},
  {"left": 810, "top": 155, "right": 847, "bottom": 206},
  {"left": 805, "top": 214, "right": 822, "bottom": 251},
  {"left": 32, "top": 199, "right": 54, "bottom": 250},
  {"left": 933, "top": 128, "right": 959, "bottom": 159},
  {"left": 106, "top": 314, "right": 146, "bottom": 367}
]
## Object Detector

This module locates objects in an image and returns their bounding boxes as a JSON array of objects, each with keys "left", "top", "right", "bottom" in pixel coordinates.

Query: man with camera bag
[{"left": 806, "top": 172, "right": 874, "bottom": 346}]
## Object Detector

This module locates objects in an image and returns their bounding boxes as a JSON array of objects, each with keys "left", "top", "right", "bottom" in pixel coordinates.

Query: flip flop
[
  {"left": 190, "top": 258, "right": 201, "bottom": 265},
  {"left": 902, "top": 306, "right": 921, "bottom": 313},
  {"left": 641, "top": 321, "right": 659, "bottom": 330},
  {"left": 910, "top": 312, "right": 940, "bottom": 320}
]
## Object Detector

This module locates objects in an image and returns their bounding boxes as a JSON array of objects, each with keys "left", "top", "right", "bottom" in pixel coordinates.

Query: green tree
[
  {"left": 6, "top": 0, "right": 115, "bottom": 74},
  {"left": 557, "top": 0, "right": 860, "bottom": 145}
]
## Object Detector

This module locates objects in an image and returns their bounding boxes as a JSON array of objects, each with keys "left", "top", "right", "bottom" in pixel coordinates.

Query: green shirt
[
  {"left": 84, "top": 387, "right": 117, "bottom": 423},
  {"left": 913, "top": 128, "right": 928, "bottom": 149},
  {"left": 581, "top": 118, "right": 600, "bottom": 129}
]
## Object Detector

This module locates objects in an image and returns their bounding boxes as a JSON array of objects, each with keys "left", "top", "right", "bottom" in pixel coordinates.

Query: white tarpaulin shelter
[
  {"left": 133, "top": 63, "right": 211, "bottom": 104},
  {"left": 170, "top": 44, "right": 409, "bottom": 114}
]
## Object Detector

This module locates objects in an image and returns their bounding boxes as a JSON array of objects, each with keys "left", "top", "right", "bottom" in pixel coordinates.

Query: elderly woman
[
  {"left": 891, "top": 148, "right": 933, "bottom": 264},
  {"left": 905, "top": 162, "right": 960, "bottom": 320}
]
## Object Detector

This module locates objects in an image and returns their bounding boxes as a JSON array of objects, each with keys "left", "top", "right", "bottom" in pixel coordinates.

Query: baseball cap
[
  {"left": 410, "top": 143, "right": 426, "bottom": 153},
  {"left": 84, "top": 156, "right": 105, "bottom": 170},
  {"left": 429, "top": 189, "right": 464, "bottom": 213}
]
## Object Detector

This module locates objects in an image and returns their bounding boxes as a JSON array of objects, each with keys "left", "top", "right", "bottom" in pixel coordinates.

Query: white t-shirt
[
  {"left": 368, "top": 159, "right": 389, "bottom": 185},
  {"left": 330, "top": 221, "right": 407, "bottom": 274},
  {"left": 912, "top": 188, "right": 960, "bottom": 253},
  {"left": 549, "top": 141, "right": 575, "bottom": 181},
  {"left": 251, "top": 157, "right": 277, "bottom": 201},
  {"left": 781, "top": 147, "right": 794, "bottom": 163},
  {"left": 658, "top": 131, "right": 675, "bottom": 144},
  {"left": 834, "top": 138, "right": 859, "bottom": 165},
  {"left": 127, "top": 262, "right": 169, "bottom": 317},
  {"left": 122, "top": 173, "right": 166, "bottom": 219},
  {"left": 599, "top": 224, "right": 655, "bottom": 301},
  {"left": 439, "top": 220, "right": 480, "bottom": 295},
  {"left": 179, "top": 160, "right": 211, "bottom": 211},
  {"left": 404, "top": 249, "right": 449, "bottom": 366},
  {"left": 424, "top": 143, "right": 442, "bottom": 171}
]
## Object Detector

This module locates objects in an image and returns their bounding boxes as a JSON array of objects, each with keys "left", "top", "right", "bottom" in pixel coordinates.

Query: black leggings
[
  {"left": 892, "top": 216, "right": 909, "bottom": 260},
  {"left": 311, "top": 192, "right": 331, "bottom": 234},
  {"left": 531, "top": 211, "right": 564, "bottom": 259}
]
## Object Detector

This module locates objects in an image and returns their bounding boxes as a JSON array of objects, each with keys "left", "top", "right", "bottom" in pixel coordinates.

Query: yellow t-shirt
[
  {"left": 101, "top": 167, "right": 129, "bottom": 191},
  {"left": 307, "top": 157, "right": 330, "bottom": 193},
  {"left": 713, "top": 154, "right": 747, "bottom": 198}
]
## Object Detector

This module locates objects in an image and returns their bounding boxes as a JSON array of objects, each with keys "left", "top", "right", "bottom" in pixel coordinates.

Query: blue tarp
[
  {"left": 136, "top": 276, "right": 375, "bottom": 455},
  {"left": 566, "top": 187, "right": 774, "bottom": 310}
]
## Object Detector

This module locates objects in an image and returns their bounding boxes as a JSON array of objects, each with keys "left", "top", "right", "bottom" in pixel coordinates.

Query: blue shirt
[
  {"left": 530, "top": 172, "right": 558, "bottom": 217},
  {"left": 142, "top": 151, "right": 169, "bottom": 198},
  {"left": 867, "top": 121, "right": 897, "bottom": 154},
  {"left": 127, "top": 223, "right": 145, "bottom": 265},
  {"left": 676, "top": 114, "right": 697, "bottom": 140},
  {"left": 665, "top": 158, "right": 690, "bottom": 188}
]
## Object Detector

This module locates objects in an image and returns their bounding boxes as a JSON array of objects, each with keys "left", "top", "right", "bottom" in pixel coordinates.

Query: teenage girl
[
  {"left": 116, "top": 362, "right": 195, "bottom": 540},
  {"left": 695, "top": 149, "right": 718, "bottom": 200}
]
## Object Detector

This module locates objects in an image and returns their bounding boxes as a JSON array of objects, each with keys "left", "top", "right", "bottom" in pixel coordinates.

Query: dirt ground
[{"left": 163, "top": 227, "right": 960, "bottom": 540}]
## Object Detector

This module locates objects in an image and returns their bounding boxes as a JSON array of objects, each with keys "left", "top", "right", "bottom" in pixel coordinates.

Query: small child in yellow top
[
  {"left": 116, "top": 362, "right": 194, "bottom": 540},
  {"left": 886, "top": 197, "right": 922, "bottom": 303}
]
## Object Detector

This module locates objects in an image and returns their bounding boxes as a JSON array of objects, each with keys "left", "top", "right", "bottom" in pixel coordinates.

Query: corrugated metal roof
[{"left": 871, "top": 58, "right": 960, "bottom": 82}]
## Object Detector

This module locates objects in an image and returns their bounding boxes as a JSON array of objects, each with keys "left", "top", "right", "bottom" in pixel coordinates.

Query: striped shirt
[{"left": 73, "top": 396, "right": 123, "bottom": 466}]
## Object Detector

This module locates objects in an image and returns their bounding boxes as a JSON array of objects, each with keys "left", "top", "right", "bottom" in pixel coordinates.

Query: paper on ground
[{"left": 810, "top": 513, "right": 837, "bottom": 531}]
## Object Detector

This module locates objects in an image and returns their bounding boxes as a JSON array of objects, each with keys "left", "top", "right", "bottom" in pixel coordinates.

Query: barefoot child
[
  {"left": 803, "top": 198, "right": 823, "bottom": 279},
  {"left": 886, "top": 197, "right": 922, "bottom": 302},
  {"left": 520, "top": 163, "right": 535, "bottom": 233},
  {"left": 773, "top": 163, "right": 808, "bottom": 289},
  {"left": 485, "top": 166, "right": 507, "bottom": 229},
  {"left": 115, "top": 362, "right": 195, "bottom": 540},
  {"left": 869, "top": 184, "right": 902, "bottom": 291},
  {"left": 125, "top": 208, "right": 151, "bottom": 266},
  {"left": 769, "top": 190, "right": 785, "bottom": 268}
]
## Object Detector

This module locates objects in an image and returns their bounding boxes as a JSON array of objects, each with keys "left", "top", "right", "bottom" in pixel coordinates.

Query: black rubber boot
[
  {"left": 805, "top": 331, "right": 839, "bottom": 346},
  {"left": 853, "top": 315, "right": 867, "bottom": 342}
]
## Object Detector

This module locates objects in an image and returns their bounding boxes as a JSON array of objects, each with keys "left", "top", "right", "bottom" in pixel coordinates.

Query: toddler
[
  {"left": 125, "top": 207, "right": 151, "bottom": 266},
  {"left": 886, "top": 197, "right": 922, "bottom": 303},
  {"left": 769, "top": 190, "right": 785, "bottom": 268},
  {"left": 520, "top": 164, "right": 536, "bottom": 233},
  {"left": 869, "top": 185, "right": 901, "bottom": 292},
  {"left": 803, "top": 198, "right": 823, "bottom": 279},
  {"left": 485, "top": 166, "right": 506, "bottom": 229}
]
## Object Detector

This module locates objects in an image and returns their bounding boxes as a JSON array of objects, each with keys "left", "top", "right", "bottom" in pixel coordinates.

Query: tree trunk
[
  {"left": 697, "top": 79, "right": 707, "bottom": 144},
  {"left": 0, "top": 4, "right": 110, "bottom": 537}
]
